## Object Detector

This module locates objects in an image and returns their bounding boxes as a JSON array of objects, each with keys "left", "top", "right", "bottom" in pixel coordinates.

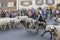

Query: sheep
[
  {"left": 41, "top": 25, "right": 55, "bottom": 40},
  {"left": 55, "top": 18, "right": 60, "bottom": 24},
  {"left": 20, "top": 18, "right": 40, "bottom": 34},
  {"left": 35, "top": 17, "right": 47, "bottom": 30},
  {"left": 16, "top": 16, "right": 28, "bottom": 20},
  {"left": 12, "top": 16, "right": 28, "bottom": 28},
  {"left": 20, "top": 17, "right": 47, "bottom": 34},
  {"left": 53, "top": 26, "right": 60, "bottom": 40},
  {"left": 52, "top": 17, "right": 56, "bottom": 20},
  {"left": 0, "top": 16, "right": 28, "bottom": 30},
  {"left": 12, "top": 18, "right": 22, "bottom": 28},
  {"left": 41, "top": 25, "right": 60, "bottom": 40},
  {"left": 0, "top": 18, "right": 11, "bottom": 30},
  {"left": 0, "top": 18, "right": 21, "bottom": 30}
]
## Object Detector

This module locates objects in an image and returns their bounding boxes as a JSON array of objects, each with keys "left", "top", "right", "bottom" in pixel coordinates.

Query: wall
[
  {"left": 0, "top": 0, "right": 17, "bottom": 11},
  {"left": 17, "top": 0, "right": 57, "bottom": 9}
]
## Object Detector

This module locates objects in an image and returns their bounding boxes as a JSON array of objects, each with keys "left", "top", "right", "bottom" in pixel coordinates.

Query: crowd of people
[
  {"left": 0, "top": 7, "right": 60, "bottom": 20},
  {"left": 0, "top": 10, "right": 20, "bottom": 18},
  {"left": 20, "top": 7, "right": 60, "bottom": 19}
]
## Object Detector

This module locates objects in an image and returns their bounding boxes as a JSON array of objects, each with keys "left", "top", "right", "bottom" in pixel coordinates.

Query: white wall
[{"left": 17, "top": 0, "right": 57, "bottom": 9}]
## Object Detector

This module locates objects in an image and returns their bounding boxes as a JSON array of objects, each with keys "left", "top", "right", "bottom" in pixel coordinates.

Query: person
[
  {"left": 38, "top": 7, "right": 42, "bottom": 15},
  {"left": 50, "top": 8, "right": 53, "bottom": 19},
  {"left": 57, "top": 6, "right": 60, "bottom": 17},
  {"left": 35, "top": 9, "right": 39, "bottom": 19},
  {"left": 9, "top": 12, "right": 12, "bottom": 18},
  {"left": 37, "top": 13, "right": 46, "bottom": 27},
  {"left": 6, "top": 11, "right": 9, "bottom": 17},
  {"left": 46, "top": 9, "right": 50, "bottom": 19},
  {"left": 42, "top": 8, "right": 46, "bottom": 20},
  {"left": 43, "top": 7, "right": 47, "bottom": 19},
  {"left": 31, "top": 8, "right": 36, "bottom": 18},
  {"left": 52, "top": 8, "right": 55, "bottom": 17},
  {"left": 21, "top": 8, "right": 25, "bottom": 16},
  {"left": 37, "top": 13, "right": 42, "bottom": 22},
  {"left": 1, "top": 10, "right": 6, "bottom": 18},
  {"left": 56, "top": 9, "right": 60, "bottom": 17},
  {"left": 28, "top": 9, "right": 32, "bottom": 18}
]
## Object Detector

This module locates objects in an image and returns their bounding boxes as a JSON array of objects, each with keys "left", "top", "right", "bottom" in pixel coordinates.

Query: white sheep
[
  {"left": 13, "top": 16, "right": 28, "bottom": 27},
  {"left": 0, "top": 18, "right": 11, "bottom": 30},
  {"left": 55, "top": 18, "right": 60, "bottom": 24},
  {"left": 21, "top": 18, "right": 39, "bottom": 34},
  {"left": 53, "top": 26, "right": 60, "bottom": 40},
  {"left": 0, "top": 16, "right": 28, "bottom": 30},
  {"left": 52, "top": 17, "right": 56, "bottom": 20},
  {"left": 41, "top": 25, "right": 60, "bottom": 40},
  {"left": 16, "top": 16, "right": 28, "bottom": 20},
  {"left": 41, "top": 25, "right": 54, "bottom": 40},
  {"left": 13, "top": 18, "right": 21, "bottom": 27},
  {"left": 45, "top": 25, "right": 54, "bottom": 31}
]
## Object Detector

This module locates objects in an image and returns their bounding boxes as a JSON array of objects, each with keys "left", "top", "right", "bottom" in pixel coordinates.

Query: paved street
[{"left": 0, "top": 19, "right": 55, "bottom": 40}]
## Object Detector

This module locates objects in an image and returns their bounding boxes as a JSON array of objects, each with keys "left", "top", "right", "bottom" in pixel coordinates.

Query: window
[
  {"left": 46, "top": 0, "right": 54, "bottom": 5},
  {"left": 21, "top": 1, "right": 32, "bottom": 6},
  {"left": 14, "top": 2, "right": 16, "bottom": 6},
  {"left": 36, "top": 0, "right": 44, "bottom": 5},
  {"left": 7, "top": 2, "right": 15, "bottom": 7},
  {"left": 0, "top": 2, "right": 3, "bottom": 7},
  {"left": 0, "top": 2, "right": 1, "bottom": 7}
]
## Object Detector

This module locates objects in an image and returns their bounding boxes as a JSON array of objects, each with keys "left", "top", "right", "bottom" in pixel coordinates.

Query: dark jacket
[{"left": 38, "top": 15, "right": 42, "bottom": 22}]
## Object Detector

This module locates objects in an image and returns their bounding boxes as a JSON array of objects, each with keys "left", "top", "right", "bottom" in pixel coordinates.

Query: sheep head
[
  {"left": 52, "top": 27, "right": 58, "bottom": 37},
  {"left": 20, "top": 20, "right": 26, "bottom": 26}
]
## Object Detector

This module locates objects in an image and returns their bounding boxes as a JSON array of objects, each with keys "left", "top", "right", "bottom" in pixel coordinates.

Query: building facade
[
  {"left": 17, "top": 0, "right": 57, "bottom": 9},
  {"left": 0, "top": 0, "right": 17, "bottom": 11},
  {"left": 57, "top": 0, "right": 60, "bottom": 4},
  {"left": 0, "top": 0, "right": 58, "bottom": 11}
]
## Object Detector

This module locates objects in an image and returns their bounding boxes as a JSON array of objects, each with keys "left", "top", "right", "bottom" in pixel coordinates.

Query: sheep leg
[
  {"left": 26, "top": 28, "right": 31, "bottom": 32},
  {"left": 15, "top": 24, "right": 17, "bottom": 28},
  {"left": 13, "top": 24, "right": 16, "bottom": 28},
  {"left": 0, "top": 26, "right": 3, "bottom": 30},
  {"left": 29, "top": 24, "right": 32, "bottom": 32},
  {"left": 35, "top": 29, "right": 39, "bottom": 34},
  {"left": 26, "top": 26, "right": 29, "bottom": 32},
  {"left": 4, "top": 24, "right": 7, "bottom": 30},
  {"left": 56, "top": 36, "right": 60, "bottom": 40},
  {"left": 29, "top": 29, "right": 31, "bottom": 32},
  {"left": 50, "top": 31, "right": 53, "bottom": 40},
  {"left": 35, "top": 25, "right": 39, "bottom": 34},
  {"left": 43, "top": 25, "right": 46, "bottom": 30},
  {"left": 41, "top": 31, "right": 52, "bottom": 37},
  {"left": 41, "top": 31, "right": 53, "bottom": 40},
  {"left": 26, "top": 27, "right": 31, "bottom": 32},
  {"left": 29, "top": 26, "right": 31, "bottom": 32},
  {"left": 41, "top": 31, "right": 47, "bottom": 37},
  {"left": 9, "top": 23, "right": 11, "bottom": 29}
]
